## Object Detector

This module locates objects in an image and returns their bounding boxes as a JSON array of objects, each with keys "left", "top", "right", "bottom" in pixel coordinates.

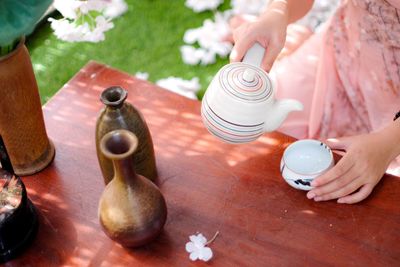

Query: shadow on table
[
  {"left": 87, "top": 230, "right": 176, "bottom": 266},
  {"left": 8, "top": 190, "right": 78, "bottom": 266}
]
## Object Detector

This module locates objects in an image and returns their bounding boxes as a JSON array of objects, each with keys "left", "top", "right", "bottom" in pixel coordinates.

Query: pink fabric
[{"left": 272, "top": 0, "right": 400, "bottom": 175}]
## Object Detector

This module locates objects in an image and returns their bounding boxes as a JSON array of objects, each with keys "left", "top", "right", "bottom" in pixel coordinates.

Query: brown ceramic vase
[
  {"left": 95, "top": 86, "right": 157, "bottom": 184},
  {"left": 0, "top": 38, "right": 55, "bottom": 176},
  {"left": 98, "top": 130, "right": 167, "bottom": 248}
]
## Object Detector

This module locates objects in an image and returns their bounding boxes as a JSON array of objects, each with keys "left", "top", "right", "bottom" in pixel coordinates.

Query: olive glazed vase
[
  {"left": 95, "top": 86, "right": 157, "bottom": 184},
  {"left": 0, "top": 38, "right": 55, "bottom": 176},
  {"left": 98, "top": 130, "right": 167, "bottom": 247}
]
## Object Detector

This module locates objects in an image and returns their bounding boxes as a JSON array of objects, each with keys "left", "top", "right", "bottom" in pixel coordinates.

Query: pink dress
[{"left": 272, "top": 0, "right": 400, "bottom": 175}]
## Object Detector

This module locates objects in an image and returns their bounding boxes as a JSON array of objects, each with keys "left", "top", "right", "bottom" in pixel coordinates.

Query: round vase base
[{"left": 14, "top": 139, "right": 56, "bottom": 176}]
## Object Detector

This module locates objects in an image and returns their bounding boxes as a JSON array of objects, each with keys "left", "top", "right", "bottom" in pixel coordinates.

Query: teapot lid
[{"left": 219, "top": 63, "right": 273, "bottom": 103}]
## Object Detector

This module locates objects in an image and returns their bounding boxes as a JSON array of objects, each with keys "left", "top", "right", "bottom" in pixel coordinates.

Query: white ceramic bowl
[{"left": 280, "top": 139, "right": 334, "bottom": 191}]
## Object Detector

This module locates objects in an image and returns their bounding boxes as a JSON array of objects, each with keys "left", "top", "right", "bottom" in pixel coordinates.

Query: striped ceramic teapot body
[{"left": 201, "top": 43, "right": 303, "bottom": 144}]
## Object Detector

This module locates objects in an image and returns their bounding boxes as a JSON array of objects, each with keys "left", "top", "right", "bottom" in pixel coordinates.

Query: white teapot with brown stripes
[{"left": 201, "top": 43, "right": 303, "bottom": 144}]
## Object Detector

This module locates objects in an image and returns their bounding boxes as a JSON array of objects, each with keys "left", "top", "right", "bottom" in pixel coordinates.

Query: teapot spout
[{"left": 264, "top": 99, "right": 303, "bottom": 132}]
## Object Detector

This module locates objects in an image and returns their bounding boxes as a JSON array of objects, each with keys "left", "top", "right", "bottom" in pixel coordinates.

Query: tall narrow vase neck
[
  {"left": 113, "top": 156, "right": 137, "bottom": 183},
  {"left": 101, "top": 86, "right": 128, "bottom": 109},
  {"left": 100, "top": 129, "right": 140, "bottom": 184}
]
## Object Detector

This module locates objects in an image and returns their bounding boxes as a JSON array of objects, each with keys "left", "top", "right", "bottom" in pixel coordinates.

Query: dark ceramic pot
[
  {"left": 95, "top": 86, "right": 157, "bottom": 184},
  {"left": 0, "top": 135, "right": 38, "bottom": 262},
  {"left": 98, "top": 130, "right": 167, "bottom": 247},
  {"left": 0, "top": 169, "right": 38, "bottom": 263}
]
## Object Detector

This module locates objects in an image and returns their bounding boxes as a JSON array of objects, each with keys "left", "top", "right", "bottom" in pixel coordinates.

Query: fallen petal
[
  {"left": 195, "top": 233, "right": 207, "bottom": 246},
  {"left": 185, "top": 241, "right": 196, "bottom": 253},
  {"left": 189, "top": 250, "right": 199, "bottom": 261},
  {"left": 200, "top": 247, "right": 213, "bottom": 261}
]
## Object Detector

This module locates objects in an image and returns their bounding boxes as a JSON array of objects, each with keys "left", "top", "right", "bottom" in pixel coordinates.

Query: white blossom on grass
[
  {"left": 181, "top": 11, "right": 232, "bottom": 65},
  {"left": 49, "top": 0, "right": 127, "bottom": 42},
  {"left": 231, "top": 0, "right": 268, "bottom": 15},
  {"left": 53, "top": 0, "right": 81, "bottom": 19},
  {"left": 180, "top": 0, "right": 339, "bottom": 66},
  {"left": 200, "top": 49, "right": 218, "bottom": 65},
  {"left": 49, "top": 15, "right": 113, "bottom": 43},
  {"left": 180, "top": 45, "right": 205, "bottom": 65},
  {"left": 185, "top": 0, "right": 223, "bottom": 13},
  {"left": 135, "top": 72, "right": 149, "bottom": 80},
  {"left": 104, "top": 0, "right": 128, "bottom": 19},
  {"left": 156, "top": 77, "right": 201, "bottom": 100},
  {"left": 77, "top": 0, "right": 105, "bottom": 14}
]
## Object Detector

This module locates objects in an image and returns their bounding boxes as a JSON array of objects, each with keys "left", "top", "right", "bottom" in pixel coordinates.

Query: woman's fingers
[
  {"left": 307, "top": 165, "right": 358, "bottom": 199},
  {"left": 312, "top": 177, "right": 363, "bottom": 201},
  {"left": 229, "top": 14, "right": 257, "bottom": 30},
  {"left": 230, "top": 29, "right": 254, "bottom": 63},
  {"left": 337, "top": 184, "right": 374, "bottom": 204},
  {"left": 261, "top": 41, "right": 282, "bottom": 72},
  {"left": 311, "top": 153, "right": 355, "bottom": 187},
  {"left": 303, "top": 132, "right": 392, "bottom": 204},
  {"left": 325, "top": 136, "right": 352, "bottom": 151}
]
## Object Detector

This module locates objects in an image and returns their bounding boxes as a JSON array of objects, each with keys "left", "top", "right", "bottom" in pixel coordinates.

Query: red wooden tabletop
[{"left": 9, "top": 61, "right": 400, "bottom": 266}]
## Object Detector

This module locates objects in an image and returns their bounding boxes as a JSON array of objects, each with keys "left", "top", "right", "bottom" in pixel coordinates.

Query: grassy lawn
[{"left": 26, "top": 0, "right": 232, "bottom": 104}]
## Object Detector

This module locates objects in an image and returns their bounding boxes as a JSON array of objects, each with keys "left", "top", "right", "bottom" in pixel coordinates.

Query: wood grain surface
[{"left": 8, "top": 61, "right": 400, "bottom": 266}]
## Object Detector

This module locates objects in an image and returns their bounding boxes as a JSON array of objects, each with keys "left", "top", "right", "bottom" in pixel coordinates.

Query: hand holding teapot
[{"left": 201, "top": 43, "right": 303, "bottom": 144}]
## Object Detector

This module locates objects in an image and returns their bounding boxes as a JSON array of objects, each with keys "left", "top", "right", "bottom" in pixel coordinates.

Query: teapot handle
[{"left": 242, "top": 42, "right": 265, "bottom": 68}]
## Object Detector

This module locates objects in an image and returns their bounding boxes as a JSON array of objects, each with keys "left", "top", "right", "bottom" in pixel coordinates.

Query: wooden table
[{"left": 10, "top": 62, "right": 400, "bottom": 266}]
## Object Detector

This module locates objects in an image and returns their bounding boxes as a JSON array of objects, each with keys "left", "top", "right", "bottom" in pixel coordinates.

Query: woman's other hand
[{"left": 307, "top": 123, "right": 400, "bottom": 204}]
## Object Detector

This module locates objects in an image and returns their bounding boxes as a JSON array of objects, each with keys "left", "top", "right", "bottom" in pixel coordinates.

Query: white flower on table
[{"left": 185, "top": 233, "right": 213, "bottom": 262}]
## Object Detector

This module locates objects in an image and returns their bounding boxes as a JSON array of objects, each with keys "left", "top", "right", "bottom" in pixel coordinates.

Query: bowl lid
[{"left": 218, "top": 63, "right": 273, "bottom": 103}]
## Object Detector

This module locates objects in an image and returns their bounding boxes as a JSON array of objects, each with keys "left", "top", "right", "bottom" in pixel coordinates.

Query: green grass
[{"left": 27, "top": 0, "right": 232, "bottom": 104}]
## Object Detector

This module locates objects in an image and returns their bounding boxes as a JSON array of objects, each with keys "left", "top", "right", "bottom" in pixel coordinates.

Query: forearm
[
  {"left": 286, "top": 0, "right": 314, "bottom": 23},
  {"left": 262, "top": 0, "right": 314, "bottom": 24},
  {"left": 379, "top": 118, "right": 400, "bottom": 161}
]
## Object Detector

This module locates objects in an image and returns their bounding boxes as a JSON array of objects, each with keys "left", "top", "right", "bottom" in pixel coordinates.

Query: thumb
[
  {"left": 230, "top": 39, "right": 254, "bottom": 63},
  {"left": 325, "top": 137, "right": 353, "bottom": 151}
]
